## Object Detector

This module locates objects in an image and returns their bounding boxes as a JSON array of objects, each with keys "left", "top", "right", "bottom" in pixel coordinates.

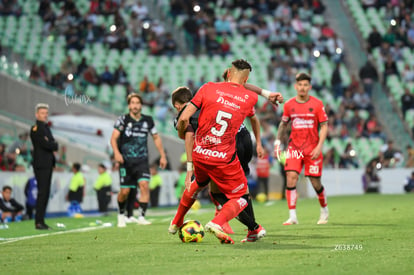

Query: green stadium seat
[{"left": 99, "top": 84, "right": 113, "bottom": 105}]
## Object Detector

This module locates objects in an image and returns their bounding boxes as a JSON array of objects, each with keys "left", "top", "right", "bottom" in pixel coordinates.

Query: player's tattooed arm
[
  {"left": 249, "top": 114, "right": 264, "bottom": 158},
  {"left": 274, "top": 121, "right": 288, "bottom": 157},
  {"left": 310, "top": 122, "right": 328, "bottom": 160},
  {"left": 244, "top": 83, "right": 284, "bottom": 105}
]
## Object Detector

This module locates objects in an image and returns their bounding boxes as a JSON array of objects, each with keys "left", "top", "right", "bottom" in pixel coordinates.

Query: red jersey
[
  {"left": 282, "top": 96, "right": 328, "bottom": 156},
  {"left": 190, "top": 81, "right": 258, "bottom": 165}
]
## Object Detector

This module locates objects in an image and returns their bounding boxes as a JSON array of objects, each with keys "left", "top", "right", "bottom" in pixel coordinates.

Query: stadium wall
[
  {"left": 0, "top": 168, "right": 409, "bottom": 214},
  {"left": 0, "top": 72, "right": 114, "bottom": 121}
]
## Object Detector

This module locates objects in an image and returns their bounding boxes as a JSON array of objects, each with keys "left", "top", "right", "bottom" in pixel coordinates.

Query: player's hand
[
  {"left": 114, "top": 152, "right": 124, "bottom": 164},
  {"left": 268, "top": 92, "right": 284, "bottom": 105},
  {"left": 256, "top": 144, "right": 264, "bottom": 159},
  {"left": 310, "top": 145, "right": 322, "bottom": 160},
  {"left": 159, "top": 155, "right": 167, "bottom": 169},
  {"left": 185, "top": 171, "right": 193, "bottom": 191}
]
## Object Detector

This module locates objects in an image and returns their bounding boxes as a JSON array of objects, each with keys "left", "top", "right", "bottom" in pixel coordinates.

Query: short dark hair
[
  {"left": 73, "top": 163, "right": 81, "bottom": 171},
  {"left": 98, "top": 163, "right": 106, "bottom": 170},
  {"left": 2, "top": 185, "right": 12, "bottom": 192},
  {"left": 231, "top": 59, "right": 252, "bottom": 72},
  {"left": 295, "top": 72, "right": 312, "bottom": 83},
  {"left": 127, "top": 93, "right": 143, "bottom": 105},
  {"left": 171, "top": 86, "right": 192, "bottom": 106},
  {"left": 222, "top": 69, "right": 229, "bottom": 81}
]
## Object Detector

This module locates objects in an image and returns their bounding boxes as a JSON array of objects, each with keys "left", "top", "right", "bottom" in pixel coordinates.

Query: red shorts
[
  {"left": 284, "top": 148, "right": 323, "bottom": 177},
  {"left": 193, "top": 158, "right": 247, "bottom": 199}
]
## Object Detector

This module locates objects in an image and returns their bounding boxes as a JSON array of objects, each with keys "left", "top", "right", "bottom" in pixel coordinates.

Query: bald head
[{"left": 227, "top": 59, "right": 252, "bottom": 85}]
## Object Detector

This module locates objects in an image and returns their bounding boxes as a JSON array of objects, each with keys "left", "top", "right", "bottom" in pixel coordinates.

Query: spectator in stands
[
  {"left": 401, "top": 87, "right": 414, "bottom": 119},
  {"left": 363, "top": 114, "right": 385, "bottom": 140},
  {"left": 220, "top": 36, "right": 231, "bottom": 57},
  {"left": 367, "top": 26, "right": 382, "bottom": 51},
  {"left": 342, "top": 89, "right": 356, "bottom": 110},
  {"left": 132, "top": 1, "right": 149, "bottom": 21},
  {"left": 113, "top": 64, "right": 128, "bottom": 85},
  {"left": 359, "top": 59, "right": 378, "bottom": 96},
  {"left": 331, "top": 62, "right": 344, "bottom": 99},
  {"left": 7, "top": 132, "right": 29, "bottom": 159},
  {"left": 183, "top": 15, "right": 199, "bottom": 54},
  {"left": 0, "top": 143, "right": 7, "bottom": 171},
  {"left": 50, "top": 70, "right": 67, "bottom": 91},
  {"left": 83, "top": 65, "right": 100, "bottom": 85},
  {"left": 76, "top": 57, "right": 88, "bottom": 76},
  {"left": 406, "top": 24, "right": 414, "bottom": 47},
  {"left": 381, "top": 140, "right": 403, "bottom": 168},
  {"left": 100, "top": 66, "right": 114, "bottom": 85},
  {"left": 206, "top": 33, "right": 221, "bottom": 56},
  {"left": 353, "top": 88, "right": 373, "bottom": 111},
  {"left": 401, "top": 64, "right": 414, "bottom": 83},
  {"left": 0, "top": 186, "right": 24, "bottom": 222},
  {"left": 163, "top": 32, "right": 177, "bottom": 57},
  {"left": 148, "top": 33, "right": 163, "bottom": 55},
  {"left": 60, "top": 55, "right": 77, "bottom": 76},
  {"left": 94, "top": 163, "right": 112, "bottom": 215},
  {"left": 339, "top": 142, "right": 359, "bottom": 168},
  {"left": 383, "top": 54, "right": 399, "bottom": 82}
]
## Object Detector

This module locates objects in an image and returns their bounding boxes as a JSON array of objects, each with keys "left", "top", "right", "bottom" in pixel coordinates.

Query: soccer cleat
[
  {"left": 317, "top": 207, "right": 329, "bottom": 225},
  {"left": 125, "top": 216, "right": 140, "bottom": 224},
  {"left": 168, "top": 221, "right": 179, "bottom": 235},
  {"left": 283, "top": 218, "right": 299, "bottom": 225},
  {"left": 241, "top": 224, "right": 266, "bottom": 242},
  {"left": 137, "top": 216, "right": 151, "bottom": 225},
  {"left": 221, "top": 221, "right": 235, "bottom": 234},
  {"left": 205, "top": 221, "right": 234, "bottom": 244},
  {"left": 117, "top": 214, "right": 126, "bottom": 228}
]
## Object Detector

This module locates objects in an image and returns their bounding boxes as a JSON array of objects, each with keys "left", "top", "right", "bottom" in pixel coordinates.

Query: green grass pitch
[{"left": 0, "top": 194, "right": 413, "bottom": 274}]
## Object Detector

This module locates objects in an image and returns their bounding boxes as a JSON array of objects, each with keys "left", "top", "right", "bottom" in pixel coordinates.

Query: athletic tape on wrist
[{"left": 186, "top": 162, "right": 193, "bottom": 172}]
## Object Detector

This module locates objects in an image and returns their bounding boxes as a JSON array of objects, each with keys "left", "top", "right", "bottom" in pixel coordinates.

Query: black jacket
[
  {"left": 30, "top": 120, "right": 58, "bottom": 169},
  {"left": 0, "top": 197, "right": 24, "bottom": 213}
]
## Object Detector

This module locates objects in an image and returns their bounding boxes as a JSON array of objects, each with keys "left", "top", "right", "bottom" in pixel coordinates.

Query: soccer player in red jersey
[
  {"left": 275, "top": 72, "right": 329, "bottom": 225},
  {"left": 173, "top": 59, "right": 262, "bottom": 244}
]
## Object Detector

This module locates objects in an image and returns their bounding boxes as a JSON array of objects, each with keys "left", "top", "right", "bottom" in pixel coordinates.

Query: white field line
[{"left": 0, "top": 225, "right": 108, "bottom": 245}]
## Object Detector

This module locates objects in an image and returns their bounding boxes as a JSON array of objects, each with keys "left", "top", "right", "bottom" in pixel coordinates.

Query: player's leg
[
  {"left": 234, "top": 130, "right": 265, "bottom": 240},
  {"left": 209, "top": 182, "right": 234, "bottom": 234},
  {"left": 283, "top": 171, "right": 300, "bottom": 225},
  {"left": 125, "top": 188, "right": 139, "bottom": 223},
  {"left": 117, "top": 187, "right": 130, "bottom": 227},
  {"left": 117, "top": 164, "right": 134, "bottom": 227},
  {"left": 169, "top": 178, "right": 208, "bottom": 234},
  {"left": 134, "top": 163, "right": 152, "bottom": 225},
  {"left": 304, "top": 153, "right": 328, "bottom": 224},
  {"left": 205, "top": 161, "right": 247, "bottom": 244}
]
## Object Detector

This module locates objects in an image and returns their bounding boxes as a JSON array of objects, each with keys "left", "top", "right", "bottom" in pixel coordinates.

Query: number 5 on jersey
[{"left": 211, "top": 110, "right": 232, "bottom": 137}]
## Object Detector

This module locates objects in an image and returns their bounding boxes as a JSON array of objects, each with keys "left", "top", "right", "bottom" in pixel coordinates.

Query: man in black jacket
[{"left": 30, "top": 103, "right": 58, "bottom": 230}]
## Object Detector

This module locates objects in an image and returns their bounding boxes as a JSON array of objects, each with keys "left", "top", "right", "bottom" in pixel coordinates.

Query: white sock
[{"left": 289, "top": 209, "right": 297, "bottom": 220}]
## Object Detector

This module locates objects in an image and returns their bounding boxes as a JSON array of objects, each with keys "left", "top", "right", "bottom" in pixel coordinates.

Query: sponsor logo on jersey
[
  {"left": 201, "top": 135, "right": 222, "bottom": 145},
  {"left": 193, "top": 145, "right": 227, "bottom": 159},
  {"left": 216, "top": 97, "right": 240, "bottom": 109},
  {"left": 292, "top": 118, "right": 314, "bottom": 129},
  {"left": 216, "top": 90, "right": 246, "bottom": 102},
  {"left": 142, "top": 121, "right": 148, "bottom": 129}
]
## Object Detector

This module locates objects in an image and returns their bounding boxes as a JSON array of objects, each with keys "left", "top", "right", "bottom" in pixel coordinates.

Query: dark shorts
[
  {"left": 119, "top": 162, "right": 150, "bottom": 188},
  {"left": 236, "top": 128, "right": 253, "bottom": 176}
]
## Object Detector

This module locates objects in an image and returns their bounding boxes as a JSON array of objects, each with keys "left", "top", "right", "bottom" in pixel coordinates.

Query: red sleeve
[
  {"left": 281, "top": 100, "right": 290, "bottom": 123},
  {"left": 190, "top": 83, "right": 208, "bottom": 109},
  {"left": 318, "top": 101, "right": 328, "bottom": 124}
]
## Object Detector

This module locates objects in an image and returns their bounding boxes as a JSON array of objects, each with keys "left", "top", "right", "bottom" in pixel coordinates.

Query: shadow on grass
[{"left": 329, "top": 223, "right": 395, "bottom": 227}]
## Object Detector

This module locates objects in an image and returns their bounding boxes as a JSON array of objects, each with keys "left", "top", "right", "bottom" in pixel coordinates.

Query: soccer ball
[{"left": 179, "top": 220, "right": 205, "bottom": 243}]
